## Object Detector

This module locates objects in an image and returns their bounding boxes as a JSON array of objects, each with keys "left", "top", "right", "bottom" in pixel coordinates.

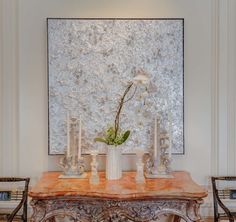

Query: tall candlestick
[
  {"left": 168, "top": 111, "right": 172, "bottom": 158},
  {"left": 78, "top": 116, "right": 82, "bottom": 159},
  {"left": 67, "top": 112, "right": 70, "bottom": 157},
  {"left": 153, "top": 116, "right": 160, "bottom": 160}
]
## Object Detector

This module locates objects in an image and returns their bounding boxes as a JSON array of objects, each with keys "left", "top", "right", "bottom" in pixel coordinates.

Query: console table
[{"left": 29, "top": 171, "right": 207, "bottom": 222}]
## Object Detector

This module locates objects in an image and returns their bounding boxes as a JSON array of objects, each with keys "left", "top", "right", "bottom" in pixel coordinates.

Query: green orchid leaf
[
  {"left": 122, "top": 130, "right": 130, "bottom": 143},
  {"left": 94, "top": 137, "right": 108, "bottom": 144}
]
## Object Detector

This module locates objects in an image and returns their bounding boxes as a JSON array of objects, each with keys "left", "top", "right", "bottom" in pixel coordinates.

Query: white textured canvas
[{"left": 48, "top": 19, "right": 184, "bottom": 155}]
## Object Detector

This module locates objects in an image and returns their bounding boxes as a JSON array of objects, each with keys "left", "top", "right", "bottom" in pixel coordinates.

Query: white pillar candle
[
  {"left": 67, "top": 112, "right": 70, "bottom": 157},
  {"left": 156, "top": 116, "right": 160, "bottom": 161},
  {"left": 78, "top": 116, "right": 82, "bottom": 159},
  {"left": 154, "top": 116, "right": 160, "bottom": 160},
  {"left": 154, "top": 116, "right": 157, "bottom": 159},
  {"left": 168, "top": 111, "right": 172, "bottom": 159}
]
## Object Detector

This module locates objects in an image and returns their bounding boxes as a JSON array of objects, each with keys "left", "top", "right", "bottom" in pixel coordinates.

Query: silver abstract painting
[{"left": 48, "top": 18, "right": 184, "bottom": 155}]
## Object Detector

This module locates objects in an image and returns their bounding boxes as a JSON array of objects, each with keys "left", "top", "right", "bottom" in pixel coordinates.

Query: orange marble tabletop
[{"left": 29, "top": 171, "right": 207, "bottom": 200}]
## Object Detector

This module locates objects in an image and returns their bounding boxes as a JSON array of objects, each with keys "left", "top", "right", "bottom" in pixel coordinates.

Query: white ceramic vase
[{"left": 106, "top": 146, "right": 122, "bottom": 180}]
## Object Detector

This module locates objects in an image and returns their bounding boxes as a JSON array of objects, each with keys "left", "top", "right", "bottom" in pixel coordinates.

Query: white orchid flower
[{"left": 133, "top": 69, "right": 150, "bottom": 85}]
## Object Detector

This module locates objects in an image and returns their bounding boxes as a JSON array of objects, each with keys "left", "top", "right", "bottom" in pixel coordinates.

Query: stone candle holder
[
  {"left": 59, "top": 151, "right": 87, "bottom": 179},
  {"left": 145, "top": 128, "right": 173, "bottom": 178}
]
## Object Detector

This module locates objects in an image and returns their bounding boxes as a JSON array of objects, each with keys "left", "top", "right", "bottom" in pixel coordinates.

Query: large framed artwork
[{"left": 47, "top": 18, "right": 184, "bottom": 155}]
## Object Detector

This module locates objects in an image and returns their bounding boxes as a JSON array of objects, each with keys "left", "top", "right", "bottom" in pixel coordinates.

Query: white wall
[{"left": 0, "top": 0, "right": 236, "bottom": 205}]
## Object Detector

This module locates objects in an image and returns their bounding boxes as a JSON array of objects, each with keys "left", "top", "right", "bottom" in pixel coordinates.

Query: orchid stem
[{"left": 114, "top": 83, "right": 134, "bottom": 139}]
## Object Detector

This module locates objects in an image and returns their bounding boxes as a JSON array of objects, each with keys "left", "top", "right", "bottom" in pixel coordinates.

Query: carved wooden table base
[
  {"left": 29, "top": 171, "right": 207, "bottom": 222},
  {"left": 30, "top": 198, "right": 203, "bottom": 222}
]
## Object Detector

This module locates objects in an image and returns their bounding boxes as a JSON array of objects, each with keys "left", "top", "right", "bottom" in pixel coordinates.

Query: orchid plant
[{"left": 95, "top": 69, "right": 149, "bottom": 147}]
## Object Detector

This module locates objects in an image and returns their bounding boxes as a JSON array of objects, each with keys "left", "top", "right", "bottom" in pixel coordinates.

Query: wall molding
[
  {"left": 227, "top": 0, "right": 236, "bottom": 175},
  {"left": 211, "top": 0, "right": 236, "bottom": 176},
  {"left": 0, "top": 0, "right": 19, "bottom": 176},
  {"left": 211, "top": 0, "right": 220, "bottom": 176},
  {"left": 0, "top": 0, "right": 3, "bottom": 176},
  {"left": 218, "top": 0, "right": 228, "bottom": 175},
  {"left": 218, "top": 0, "right": 236, "bottom": 175}
]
